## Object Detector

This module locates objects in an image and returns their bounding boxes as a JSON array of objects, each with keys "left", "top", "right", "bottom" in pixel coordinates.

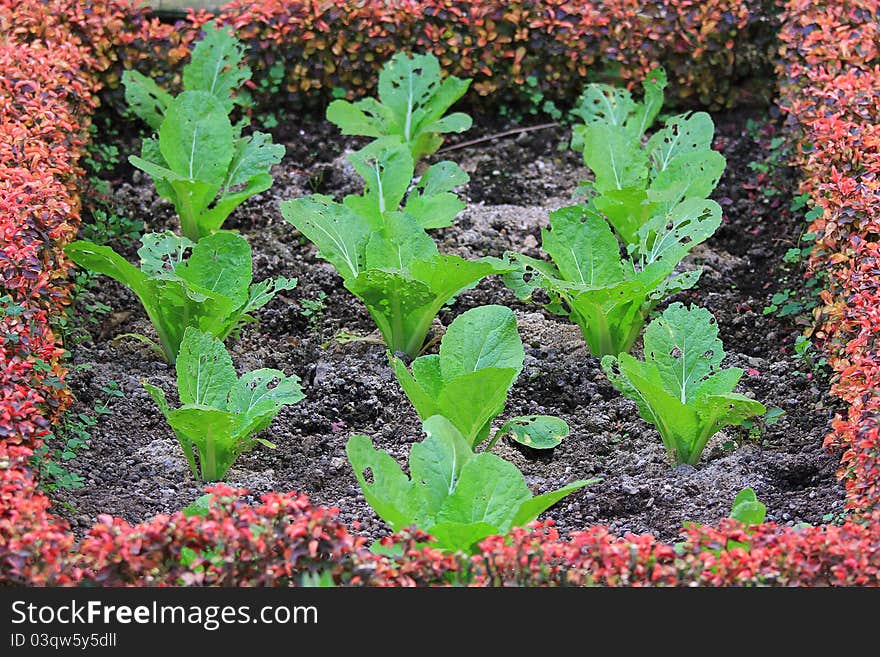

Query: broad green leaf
[
  {"left": 730, "top": 488, "right": 767, "bottom": 526},
  {"left": 175, "top": 328, "right": 236, "bottom": 407},
  {"left": 65, "top": 241, "right": 150, "bottom": 301},
  {"left": 137, "top": 231, "right": 195, "bottom": 278},
  {"left": 137, "top": 138, "right": 176, "bottom": 200},
  {"left": 647, "top": 270, "right": 702, "bottom": 302},
  {"left": 346, "top": 269, "right": 435, "bottom": 355},
  {"left": 403, "top": 192, "right": 465, "bottom": 230},
  {"left": 228, "top": 369, "right": 304, "bottom": 419},
  {"left": 436, "top": 453, "right": 531, "bottom": 529},
  {"left": 638, "top": 198, "right": 722, "bottom": 266},
  {"left": 410, "top": 416, "right": 475, "bottom": 521},
  {"left": 364, "top": 212, "right": 438, "bottom": 271},
  {"left": 502, "top": 253, "right": 564, "bottom": 302},
  {"left": 643, "top": 302, "right": 723, "bottom": 404},
  {"left": 224, "top": 131, "right": 285, "bottom": 190},
  {"left": 412, "top": 255, "right": 505, "bottom": 300},
  {"left": 647, "top": 111, "right": 716, "bottom": 174},
  {"left": 411, "top": 355, "right": 444, "bottom": 399},
  {"left": 346, "top": 140, "right": 413, "bottom": 223},
  {"left": 510, "top": 479, "right": 595, "bottom": 527},
  {"left": 422, "top": 111, "right": 471, "bottom": 136},
  {"left": 498, "top": 415, "right": 570, "bottom": 450},
  {"left": 378, "top": 53, "right": 445, "bottom": 142},
  {"left": 581, "top": 123, "right": 648, "bottom": 192},
  {"left": 122, "top": 70, "right": 172, "bottom": 131},
  {"left": 326, "top": 98, "right": 389, "bottom": 138},
  {"left": 182, "top": 22, "right": 250, "bottom": 111},
  {"left": 280, "top": 195, "right": 370, "bottom": 281},
  {"left": 593, "top": 189, "right": 653, "bottom": 245},
  {"left": 403, "top": 161, "right": 469, "bottom": 229},
  {"left": 426, "top": 521, "right": 500, "bottom": 554},
  {"left": 649, "top": 150, "right": 726, "bottom": 207},
  {"left": 571, "top": 84, "right": 635, "bottom": 129},
  {"left": 160, "top": 91, "right": 233, "bottom": 184},
  {"left": 543, "top": 205, "right": 623, "bottom": 286},
  {"left": 418, "top": 73, "right": 471, "bottom": 129},
  {"left": 346, "top": 434, "right": 417, "bottom": 531},
  {"left": 418, "top": 161, "right": 469, "bottom": 196},
  {"left": 128, "top": 154, "right": 186, "bottom": 185},
  {"left": 389, "top": 355, "right": 442, "bottom": 420},
  {"left": 438, "top": 305, "right": 524, "bottom": 380},
  {"left": 175, "top": 231, "right": 252, "bottom": 309},
  {"left": 182, "top": 493, "right": 213, "bottom": 518},
  {"left": 437, "top": 368, "right": 519, "bottom": 447},
  {"left": 692, "top": 367, "right": 743, "bottom": 400},
  {"left": 696, "top": 393, "right": 766, "bottom": 430}
]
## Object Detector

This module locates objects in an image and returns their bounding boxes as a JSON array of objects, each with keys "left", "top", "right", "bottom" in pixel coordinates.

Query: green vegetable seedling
[
  {"left": 144, "top": 328, "right": 304, "bottom": 481},
  {"left": 281, "top": 139, "right": 506, "bottom": 358},
  {"left": 66, "top": 231, "right": 295, "bottom": 363},
  {"left": 570, "top": 69, "right": 726, "bottom": 247},
  {"left": 602, "top": 303, "right": 766, "bottom": 466},
  {"left": 327, "top": 52, "right": 472, "bottom": 161},
  {"left": 123, "top": 22, "right": 285, "bottom": 240},
  {"left": 346, "top": 416, "right": 596, "bottom": 554},
  {"left": 729, "top": 488, "right": 767, "bottom": 526},
  {"left": 506, "top": 199, "right": 720, "bottom": 357},
  {"left": 390, "top": 305, "right": 569, "bottom": 450}
]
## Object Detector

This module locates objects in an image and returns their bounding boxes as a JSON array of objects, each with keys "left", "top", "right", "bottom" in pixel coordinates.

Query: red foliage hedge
[
  {"left": 777, "top": 0, "right": 880, "bottom": 512},
  {"left": 97, "top": 0, "right": 782, "bottom": 110},
  {"left": 1, "top": 0, "right": 879, "bottom": 586}
]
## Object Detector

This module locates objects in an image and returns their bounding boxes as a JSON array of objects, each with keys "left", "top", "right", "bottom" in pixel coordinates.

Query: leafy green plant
[
  {"left": 570, "top": 69, "right": 726, "bottom": 246},
  {"left": 505, "top": 200, "right": 720, "bottom": 356},
  {"left": 299, "top": 291, "right": 327, "bottom": 332},
  {"left": 390, "top": 304, "right": 569, "bottom": 450},
  {"left": 326, "top": 52, "right": 472, "bottom": 161},
  {"left": 81, "top": 209, "right": 144, "bottom": 248},
  {"left": 66, "top": 231, "right": 295, "bottom": 363},
  {"left": 346, "top": 415, "right": 595, "bottom": 553},
  {"left": 123, "top": 22, "right": 284, "bottom": 240},
  {"left": 281, "top": 139, "right": 504, "bottom": 358},
  {"left": 144, "top": 328, "right": 304, "bottom": 481},
  {"left": 602, "top": 303, "right": 766, "bottom": 466},
  {"left": 730, "top": 488, "right": 767, "bottom": 526}
]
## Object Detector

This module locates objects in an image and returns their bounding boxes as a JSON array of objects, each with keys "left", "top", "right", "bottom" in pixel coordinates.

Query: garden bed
[
  {"left": 3, "top": 0, "right": 878, "bottom": 588},
  {"left": 56, "top": 109, "right": 845, "bottom": 542}
]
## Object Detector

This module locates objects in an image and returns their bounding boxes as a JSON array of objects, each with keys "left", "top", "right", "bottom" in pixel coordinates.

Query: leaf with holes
[
  {"left": 327, "top": 52, "right": 471, "bottom": 161},
  {"left": 602, "top": 303, "right": 766, "bottom": 465},
  {"left": 570, "top": 71, "right": 723, "bottom": 248},
  {"left": 145, "top": 328, "right": 303, "bottom": 481},
  {"left": 497, "top": 415, "right": 570, "bottom": 450},
  {"left": 124, "top": 23, "right": 283, "bottom": 240},
  {"left": 66, "top": 231, "right": 293, "bottom": 363},
  {"left": 503, "top": 202, "right": 713, "bottom": 357}
]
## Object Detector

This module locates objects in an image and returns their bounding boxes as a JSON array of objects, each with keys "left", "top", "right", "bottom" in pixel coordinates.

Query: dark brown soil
[{"left": 55, "top": 110, "right": 845, "bottom": 542}]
